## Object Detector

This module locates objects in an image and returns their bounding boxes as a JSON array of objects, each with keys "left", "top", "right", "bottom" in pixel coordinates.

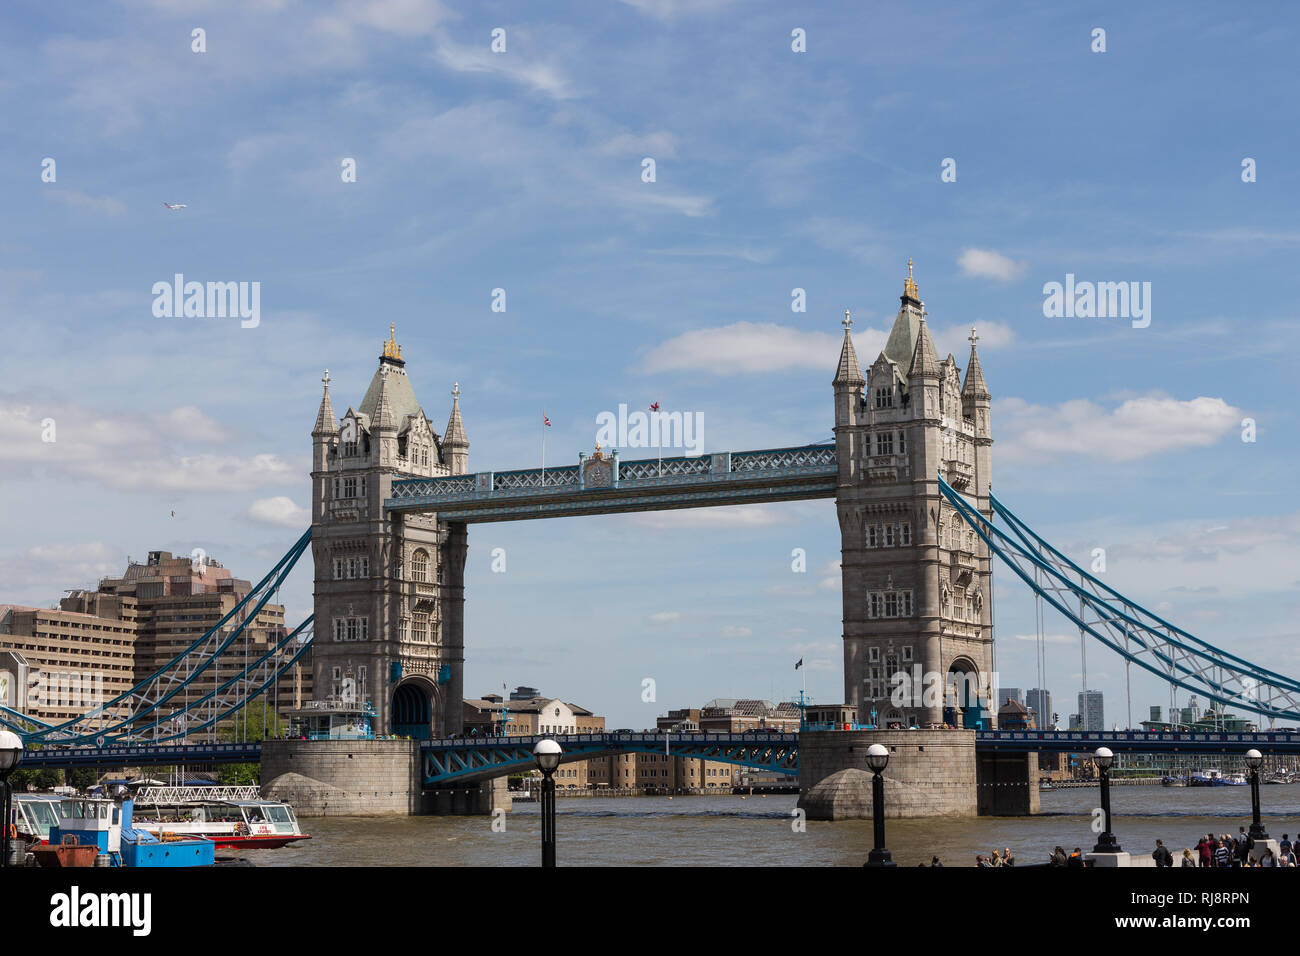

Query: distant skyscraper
[
  {"left": 1078, "top": 690, "right": 1104, "bottom": 732},
  {"left": 1150, "top": 705, "right": 1163, "bottom": 724},
  {"left": 1000, "top": 687, "right": 1024, "bottom": 708},
  {"left": 1026, "top": 689, "right": 1053, "bottom": 729}
]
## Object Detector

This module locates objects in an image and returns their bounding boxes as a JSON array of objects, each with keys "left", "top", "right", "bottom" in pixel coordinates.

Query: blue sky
[{"left": 3, "top": 0, "right": 1299, "bottom": 729}]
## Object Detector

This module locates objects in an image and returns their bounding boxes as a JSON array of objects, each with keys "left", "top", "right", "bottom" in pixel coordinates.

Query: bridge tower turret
[
  {"left": 834, "top": 262, "right": 996, "bottom": 730},
  {"left": 309, "top": 325, "right": 467, "bottom": 738}
]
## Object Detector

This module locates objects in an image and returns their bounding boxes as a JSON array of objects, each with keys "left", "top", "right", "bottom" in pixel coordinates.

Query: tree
[{"left": 216, "top": 700, "right": 286, "bottom": 785}]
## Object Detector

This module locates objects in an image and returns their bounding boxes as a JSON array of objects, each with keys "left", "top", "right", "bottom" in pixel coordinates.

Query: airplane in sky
[{"left": 163, "top": 202, "right": 187, "bottom": 210}]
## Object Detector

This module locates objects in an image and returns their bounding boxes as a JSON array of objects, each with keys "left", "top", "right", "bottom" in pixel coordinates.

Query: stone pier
[
  {"left": 260, "top": 739, "right": 510, "bottom": 817},
  {"left": 799, "top": 729, "right": 979, "bottom": 819}
]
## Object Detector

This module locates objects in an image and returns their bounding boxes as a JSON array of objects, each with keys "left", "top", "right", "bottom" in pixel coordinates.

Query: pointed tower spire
[
  {"left": 374, "top": 366, "right": 396, "bottom": 430},
  {"left": 444, "top": 382, "right": 469, "bottom": 474},
  {"left": 908, "top": 314, "right": 940, "bottom": 380},
  {"left": 833, "top": 309, "right": 865, "bottom": 386},
  {"left": 313, "top": 369, "right": 338, "bottom": 436},
  {"left": 962, "top": 326, "right": 990, "bottom": 399}
]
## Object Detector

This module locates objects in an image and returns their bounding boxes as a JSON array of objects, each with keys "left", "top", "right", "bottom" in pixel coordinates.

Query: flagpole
[{"left": 541, "top": 412, "right": 546, "bottom": 485}]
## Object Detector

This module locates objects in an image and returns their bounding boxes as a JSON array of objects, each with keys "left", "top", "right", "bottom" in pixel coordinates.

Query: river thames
[{"left": 243, "top": 786, "right": 1300, "bottom": 866}]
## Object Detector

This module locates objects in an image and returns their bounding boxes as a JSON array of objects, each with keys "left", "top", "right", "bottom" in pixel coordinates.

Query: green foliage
[
  {"left": 215, "top": 700, "right": 286, "bottom": 785},
  {"left": 9, "top": 767, "right": 62, "bottom": 790},
  {"left": 219, "top": 699, "right": 285, "bottom": 744}
]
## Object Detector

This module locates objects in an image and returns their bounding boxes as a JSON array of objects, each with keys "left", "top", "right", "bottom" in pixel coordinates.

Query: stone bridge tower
[
  {"left": 833, "top": 262, "right": 996, "bottom": 729},
  {"left": 310, "top": 325, "right": 468, "bottom": 737}
]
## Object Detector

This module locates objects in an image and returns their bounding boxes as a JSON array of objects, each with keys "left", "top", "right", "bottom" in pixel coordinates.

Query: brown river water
[{"left": 239, "top": 785, "right": 1300, "bottom": 867}]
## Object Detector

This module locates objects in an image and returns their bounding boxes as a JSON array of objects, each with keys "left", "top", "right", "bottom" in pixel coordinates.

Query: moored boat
[
  {"left": 1190, "top": 769, "right": 1226, "bottom": 787},
  {"left": 129, "top": 786, "right": 310, "bottom": 850},
  {"left": 34, "top": 793, "right": 214, "bottom": 867}
]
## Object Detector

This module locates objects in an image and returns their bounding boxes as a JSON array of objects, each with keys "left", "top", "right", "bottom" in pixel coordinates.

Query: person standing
[
  {"left": 1152, "top": 839, "right": 1173, "bottom": 867},
  {"left": 1197, "top": 834, "right": 1213, "bottom": 868},
  {"left": 1181, "top": 848, "right": 1195, "bottom": 867},
  {"left": 1214, "top": 837, "right": 1230, "bottom": 869}
]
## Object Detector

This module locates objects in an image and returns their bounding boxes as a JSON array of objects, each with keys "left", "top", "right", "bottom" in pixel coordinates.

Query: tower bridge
[{"left": 6, "top": 262, "right": 1295, "bottom": 820}]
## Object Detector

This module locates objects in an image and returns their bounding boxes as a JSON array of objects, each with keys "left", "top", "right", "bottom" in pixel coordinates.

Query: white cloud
[
  {"left": 648, "top": 611, "right": 680, "bottom": 624},
  {"left": 599, "top": 131, "right": 679, "bottom": 158},
  {"left": 0, "top": 401, "right": 296, "bottom": 493},
  {"left": 958, "top": 248, "right": 1027, "bottom": 282},
  {"left": 639, "top": 322, "right": 883, "bottom": 376},
  {"left": 432, "top": 34, "right": 574, "bottom": 100},
  {"left": 248, "top": 496, "right": 311, "bottom": 528},
  {"left": 721, "top": 625, "right": 752, "bottom": 638},
  {"left": 619, "top": 0, "right": 737, "bottom": 19},
  {"left": 997, "top": 393, "right": 1241, "bottom": 463},
  {"left": 45, "top": 189, "right": 128, "bottom": 217}
]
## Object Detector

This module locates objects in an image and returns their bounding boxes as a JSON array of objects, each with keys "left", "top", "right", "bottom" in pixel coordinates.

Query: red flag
[
  {"left": 649, "top": 401, "right": 660, "bottom": 412},
  {"left": 544, "top": 415, "right": 551, "bottom": 427}
]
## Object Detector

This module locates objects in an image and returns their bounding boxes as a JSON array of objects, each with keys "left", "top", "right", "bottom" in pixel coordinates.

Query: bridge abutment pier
[
  {"left": 798, "top": 729, "right": 979, "bottom": 819},
  {"left": 261, "top": 739, "right": 423, "bottom": 816},
  {"left": 260, "top": 740, "right": 512, "bottom": 817},
  {"left": 423, "top": 778, "right": 511, "bottom": 816},
  {"left": 975, "top": 750, "right": 1040, "bottom": 816}
]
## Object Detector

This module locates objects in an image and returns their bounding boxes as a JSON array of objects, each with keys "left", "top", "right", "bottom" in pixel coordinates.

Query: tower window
[
  {"left": 412, "top": 611, "right": 428, "bottom": 642},
  {"left": 875, "top": 386, "right": 894, "bottom": 409},
  {"left": 866, "top": 525, "right": 878, "bottom": 548},
  {"left": 901, "top": 522, "right": 912, "bottom": 546},
  {"left": 342, "top": 477, "right": 357, "bottom": 499},
  {"left": 885, "top": 524, "right": 896, "bottom": 547},
  {"left": 412, "top": 549, "right": 429, "bottom": 582},
  {"left": 898, "top": 430, "right": 906, "bottom": 454},
  {"left": 876, "top": 431, "right": 894, "bottom": 455}
]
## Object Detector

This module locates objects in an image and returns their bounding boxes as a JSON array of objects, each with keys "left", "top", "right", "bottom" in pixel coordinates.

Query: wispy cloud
[
  {"left": 638, "top": 322, "right": 878, "bottom": 376},
  {"left": 958, "top": 247, "right": 1027, "bottom": 282}
]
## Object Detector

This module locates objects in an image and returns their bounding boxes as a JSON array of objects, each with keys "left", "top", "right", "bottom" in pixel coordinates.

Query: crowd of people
[{"left": 1171, "top": 828, "right": 1291, "bottom": 867}]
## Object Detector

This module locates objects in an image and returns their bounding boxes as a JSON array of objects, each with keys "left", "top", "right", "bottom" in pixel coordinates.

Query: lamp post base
[
  {"left": 863, "top": 848, "right": 896, "bottom": 867},
  {"left": 1092, "top": 833, "right": 1123, "bottom": 854}
]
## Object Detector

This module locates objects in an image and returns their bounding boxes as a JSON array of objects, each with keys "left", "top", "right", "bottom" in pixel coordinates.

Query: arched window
[
  {"left": 412, "top": 611, "right": 428, "bottom": 642},
  {"left": 412, "top": 549, "right": 429, "bottom": 582}
]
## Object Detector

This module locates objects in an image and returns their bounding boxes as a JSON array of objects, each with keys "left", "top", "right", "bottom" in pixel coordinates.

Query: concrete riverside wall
[
  {"left": 260, "top": 739, "right": 512, "bottom": 817},
  {"left": 798, "top": 730, "right": 978, "bottom": 820}
]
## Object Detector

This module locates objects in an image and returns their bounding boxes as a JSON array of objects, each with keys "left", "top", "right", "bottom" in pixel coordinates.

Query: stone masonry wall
[{"left": 798, "top": 729, "right": 978, "bottom": 819}]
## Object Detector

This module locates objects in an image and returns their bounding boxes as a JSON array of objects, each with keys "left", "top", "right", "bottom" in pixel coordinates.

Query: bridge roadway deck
[
  {"left": 384, "top": 444, "right": 839, "bottom": 522},
  {"left": 19, "top": 730, "right": 1300, "bottom": 772}
]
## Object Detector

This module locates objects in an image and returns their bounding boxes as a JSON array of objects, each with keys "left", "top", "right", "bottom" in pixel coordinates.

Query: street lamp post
[
  {"left": 1245, "top": 749, "right": 1269, "bottom": 843},
  {"left": 533, "top": 738, "right": 562, "bottom": 868},
  {"left": 1092, "top": 746, "right": 1122, "bottom": 853},
  {"left": 863, "top": 743, "right": 896, "bottom": 867},
  {"left": 0, "top": 730, "right": 24, "bottom": 869}
]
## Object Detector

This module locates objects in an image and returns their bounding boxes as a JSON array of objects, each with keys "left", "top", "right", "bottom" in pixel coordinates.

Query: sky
[{"left": 2, "top": 0, "right": 1299, "bottom": 730}]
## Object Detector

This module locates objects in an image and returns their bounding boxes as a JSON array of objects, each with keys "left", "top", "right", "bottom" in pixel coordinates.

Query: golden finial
[
  {"left": 383, "top": 323, "right": 402, "bottom": 360},
  {"left": 904, "top": 258, "right": 919, "bottom": 300}
]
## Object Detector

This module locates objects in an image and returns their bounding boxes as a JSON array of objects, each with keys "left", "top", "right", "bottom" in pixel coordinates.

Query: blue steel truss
[
  {"left": 386, "top": 444, "right": 837, "bottom": 522},
  {"left": 938, "top": 477, "right": 1300, "bottom": 725},
  {"left": 28, "top": 729, "right": 1300, "bottom": 775},
  {"left": 0, "top": 529, "right": 313, "bottom": 745},
  {"left": 420, "top": 732, "right": 799, "bottom": 786}
]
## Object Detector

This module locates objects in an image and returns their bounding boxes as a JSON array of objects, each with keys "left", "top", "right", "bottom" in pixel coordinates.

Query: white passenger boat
[{"left": 126, "top": 786, "right": 311, "bottom": 850}]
